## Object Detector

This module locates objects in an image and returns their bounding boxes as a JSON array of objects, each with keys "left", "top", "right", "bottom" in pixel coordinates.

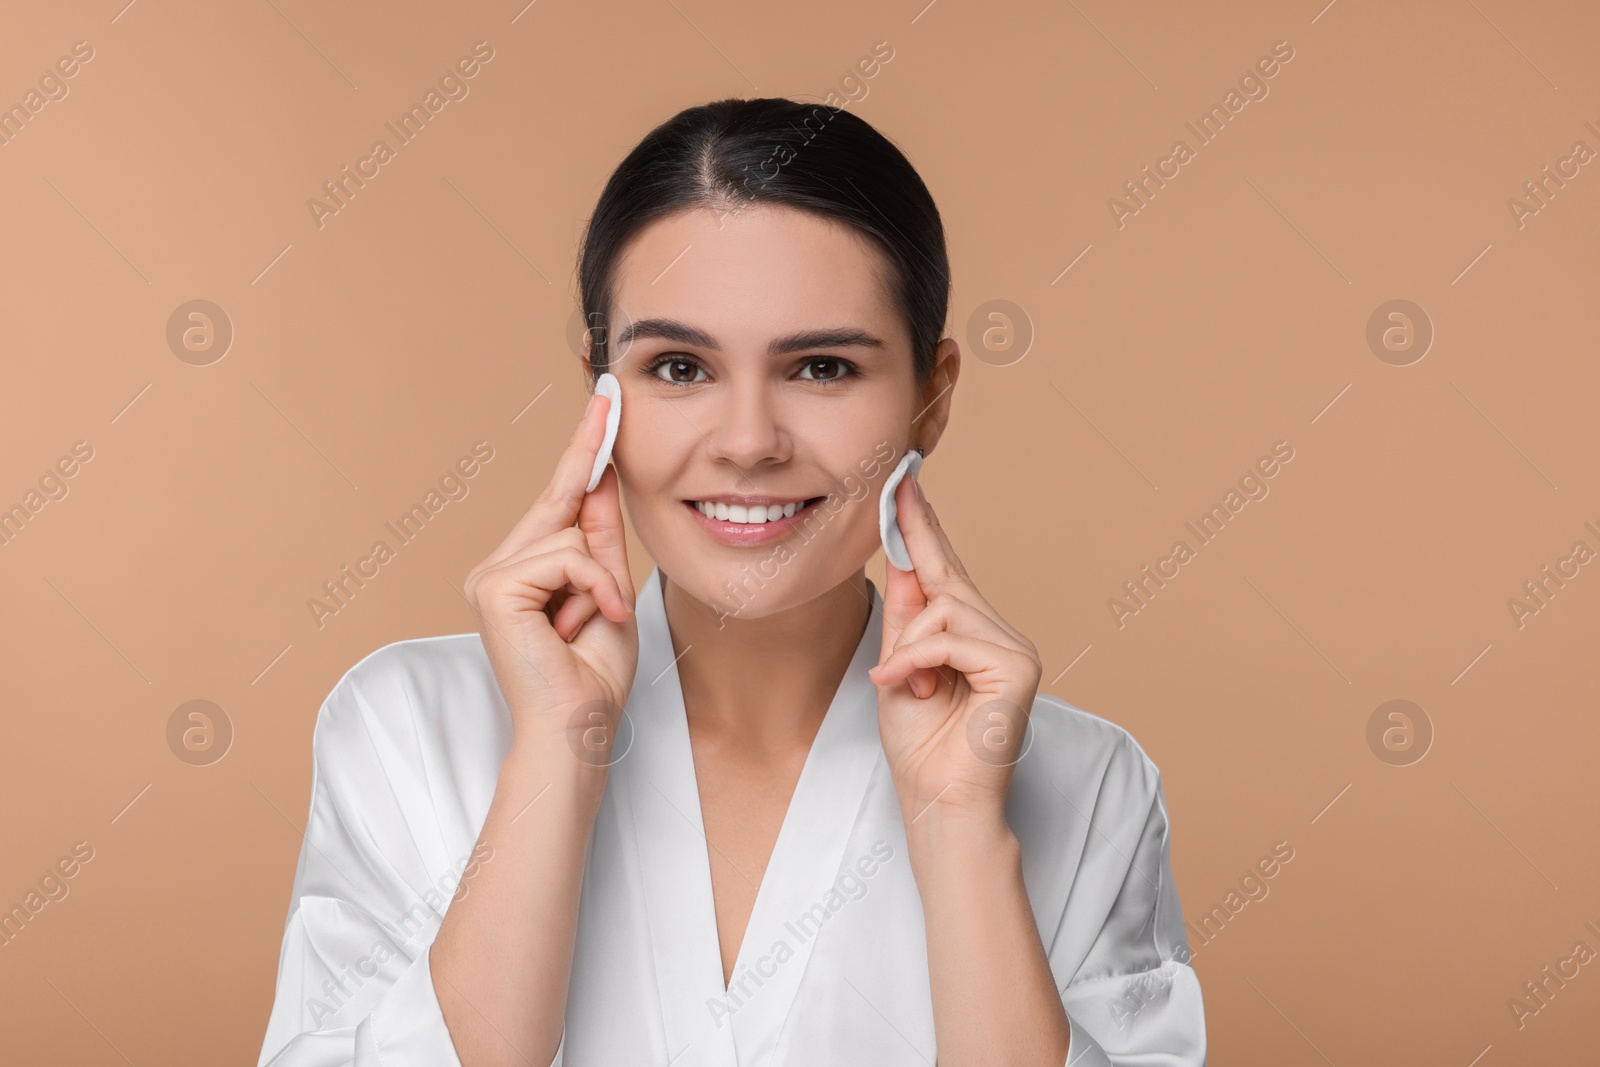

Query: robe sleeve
[
  {"left": 1052, "top": 734, "right": 1206, "bottom": 1066},
  {"left": 256, "top": 667, "right": 569, "bottom": 1067}
]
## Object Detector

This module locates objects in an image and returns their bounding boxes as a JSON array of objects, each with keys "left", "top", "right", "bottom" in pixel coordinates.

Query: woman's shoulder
[
  {"left": 324, "top": 629, "right": 495, "bottom": 699},
  {"left": 1008, "top": 693, "right": 1172, "bottom": 867},
  {"left": 1009, "top": 694, "right": 1180, "bottom": 937},
  {"left": 1021, "top": 691, "right": 1166, "bottom": 798},
  {"left": 309, "top": 631, "right": 511, "bottom": 775}
]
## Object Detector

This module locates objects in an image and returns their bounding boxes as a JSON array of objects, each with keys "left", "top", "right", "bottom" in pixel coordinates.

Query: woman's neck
[{"left": 661, "top": 568, "right": 874, "bottom": 752}]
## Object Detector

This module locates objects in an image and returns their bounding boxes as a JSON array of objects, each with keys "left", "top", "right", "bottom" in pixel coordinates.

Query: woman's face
[{"left": 595, "top": 202, "right": 952, "bottom": 622}]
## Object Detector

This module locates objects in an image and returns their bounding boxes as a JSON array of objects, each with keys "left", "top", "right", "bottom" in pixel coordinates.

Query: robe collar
[{"left": 612, "top": 567, "right": 887, "bottom": 1067}]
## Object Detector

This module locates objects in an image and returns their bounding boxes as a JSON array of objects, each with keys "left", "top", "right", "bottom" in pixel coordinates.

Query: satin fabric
[{"left": 258, "top": 568, "right": 1206, "bottom": 1066}]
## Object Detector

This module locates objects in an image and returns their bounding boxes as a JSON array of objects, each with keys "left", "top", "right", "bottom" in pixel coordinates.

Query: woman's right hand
[
  {"left": 463, "top": 387, "right": 638, "bottom": 774},
  {"left": 435, "top": 389, "right": 634, "bottom": 1065}
]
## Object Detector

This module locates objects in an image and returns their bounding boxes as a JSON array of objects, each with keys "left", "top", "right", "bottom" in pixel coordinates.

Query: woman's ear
[{"left": 914, "top": 337, "right": 961, "bottom": 457}]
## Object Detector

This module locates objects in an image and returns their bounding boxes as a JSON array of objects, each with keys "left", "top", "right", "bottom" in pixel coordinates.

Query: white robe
[{"left": 258, "top": 568, "right": 1206, "bottom": 1066}]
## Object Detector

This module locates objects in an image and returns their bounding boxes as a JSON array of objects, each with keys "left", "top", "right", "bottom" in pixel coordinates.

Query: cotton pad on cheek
[
  {"left": 878, "top": 449, "right": 923, "bottom": 571},
  {"left": 585, "top": 372, "right": 621, "bottom": 493}
]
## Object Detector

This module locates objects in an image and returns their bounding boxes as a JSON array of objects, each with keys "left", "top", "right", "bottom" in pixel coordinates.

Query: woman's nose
[{"left": 706, "top": 382, "right": 789, "bottom": 469}]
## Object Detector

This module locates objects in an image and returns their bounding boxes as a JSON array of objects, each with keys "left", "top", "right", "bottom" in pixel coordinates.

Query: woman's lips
[{"left": 683, "top": 497, "right": 825, "bottom": 547}]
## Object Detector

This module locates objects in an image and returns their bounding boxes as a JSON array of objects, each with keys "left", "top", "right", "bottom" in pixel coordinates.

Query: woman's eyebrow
[
  {"left": 768, "top": 327, "right": 886, "bottom": 356},
  {"left": 617, "top": 318, "right": 886, "bottom": 355}
]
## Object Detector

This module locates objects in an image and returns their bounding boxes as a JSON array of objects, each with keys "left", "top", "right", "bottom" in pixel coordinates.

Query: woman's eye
[
  {"left": 798, "top": 358, "right": 849, "bottom": 382},
  {"left": 652, "top": 358, "right": 706, "bottom": 384}
]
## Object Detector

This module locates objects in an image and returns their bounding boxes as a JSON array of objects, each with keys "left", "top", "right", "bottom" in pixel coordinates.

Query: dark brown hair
[{"left": 576, "top": 97, "right": 949, "bottom": 383}]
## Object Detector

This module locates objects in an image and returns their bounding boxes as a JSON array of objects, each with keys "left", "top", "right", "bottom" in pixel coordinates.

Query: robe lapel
[
  {"left": 614, "top": 568, "right": 740, "bottom": 1067},
  {"left": 725, "top": 584, "right": 885, "bottom": 1066},
  {"left": 613, "top": 568, "right": 887, "bottom": 1067}
]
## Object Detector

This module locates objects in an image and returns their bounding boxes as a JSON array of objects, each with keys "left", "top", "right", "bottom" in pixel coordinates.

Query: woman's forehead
[{"left": 609, "top": 204, "right": 899, "bottom": 343}]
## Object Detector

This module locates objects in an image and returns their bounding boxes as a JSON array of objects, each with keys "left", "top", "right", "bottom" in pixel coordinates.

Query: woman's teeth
[{"left": 694, "top": 500, "right": 806, "bottom": 523}]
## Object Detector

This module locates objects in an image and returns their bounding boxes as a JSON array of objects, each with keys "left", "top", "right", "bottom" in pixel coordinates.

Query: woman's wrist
[
  {"left": 500, "top": 734, "right": 613, "bottom": 817},
  {"left": 900, "top": 800, "right": 1018, "bottom": 886}
]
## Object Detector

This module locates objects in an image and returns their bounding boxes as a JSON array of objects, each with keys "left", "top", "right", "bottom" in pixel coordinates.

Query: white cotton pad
[
  {"left": 878, "top": 449, "right": 924, "bottom": 571},
  {"left": 586, "top": 372, "right": 621, "bottom": 493}
]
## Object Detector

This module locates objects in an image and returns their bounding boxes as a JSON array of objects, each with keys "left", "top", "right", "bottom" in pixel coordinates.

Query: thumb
[{"left": 578, "top": 464, "right": 634, "bottom": 605}]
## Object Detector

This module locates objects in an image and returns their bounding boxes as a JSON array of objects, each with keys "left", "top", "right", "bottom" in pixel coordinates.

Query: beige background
[{"left": 3, "top": 0, "right": 1598, "bottom": 1062}]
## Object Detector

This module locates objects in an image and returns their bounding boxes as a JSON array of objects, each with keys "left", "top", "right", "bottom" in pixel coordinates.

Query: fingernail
[{"left": 584, "top": 394, "right": 598, "bottom": 418}]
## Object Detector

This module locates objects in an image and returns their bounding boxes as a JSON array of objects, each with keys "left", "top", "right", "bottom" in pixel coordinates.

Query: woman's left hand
[{"left": 869, "top": 469, "right": 1044, "bottom": 824}]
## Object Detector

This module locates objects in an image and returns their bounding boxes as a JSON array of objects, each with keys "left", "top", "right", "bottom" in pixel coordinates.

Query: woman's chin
[{"left": 655, "top": 556, "right": 857, "bottom": 626}]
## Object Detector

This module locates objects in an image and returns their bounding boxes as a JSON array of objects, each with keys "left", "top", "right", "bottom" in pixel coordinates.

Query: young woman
[{"left": 259, "top": 98, "right": 1205, "bottom": 1067}]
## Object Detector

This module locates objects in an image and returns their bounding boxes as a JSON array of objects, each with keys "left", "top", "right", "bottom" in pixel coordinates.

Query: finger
[
  {"left": 480, "top": 526, "right": 617, "bottom": 642},
  {"left": 551, "top": 583, "right": 598, "bottom": 642},
  {"left": 485, "top": 387, "right": 614, "bottom": 568},
  {"left": 879, "top": 516, "right": 929, "bottom": 682},
  {"left": 897, "top": 476, "right": 1029, "bottom": 646},
  {"left": 880, "top": 632, "right": 951, "bottom": 700},
  {"left": 470, "top": 521, "right": 601, "bottom": 639},
  {"left": 478, "top": 545, "right": 633, "bottom": 630},
  {"left": 894, "top": 593, "right": 1025, "bottom": 655},
  {"left": 578, "top": 463, "right": 633, "bottom": 606},
  {"left": 882, "top": 584, "right": 994, "bottom": 701},
  {"left": 880, "top": 472, "right": 940, "bottom": 696},
  {"left": 512, "top": 467, "right": 636, "bottom": 643},
  {"left": 894, "top": 472, "right": 959, "bottom": 596},
  {"left": 549, "top": 464, "right": 634, "bottom": 641},
  {"left": 869, "top": 631, "right": 1035, "bottom": 692},
  {"left": 881, "top": 536, "right": 926, "bottom": 632},
  {"left": 888, "top": 591, "right": 1036, "bottom": 699},
  {"left": 543, "top": 463, "right": 634, "bottom": 640},
  {"left": 476, "top": 525, "right": 588, "bottom": 582}
]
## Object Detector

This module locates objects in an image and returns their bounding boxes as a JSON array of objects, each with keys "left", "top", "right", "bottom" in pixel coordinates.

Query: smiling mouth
[{"left": 684, "top": 496, "right": 827, "bottom": 525}]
